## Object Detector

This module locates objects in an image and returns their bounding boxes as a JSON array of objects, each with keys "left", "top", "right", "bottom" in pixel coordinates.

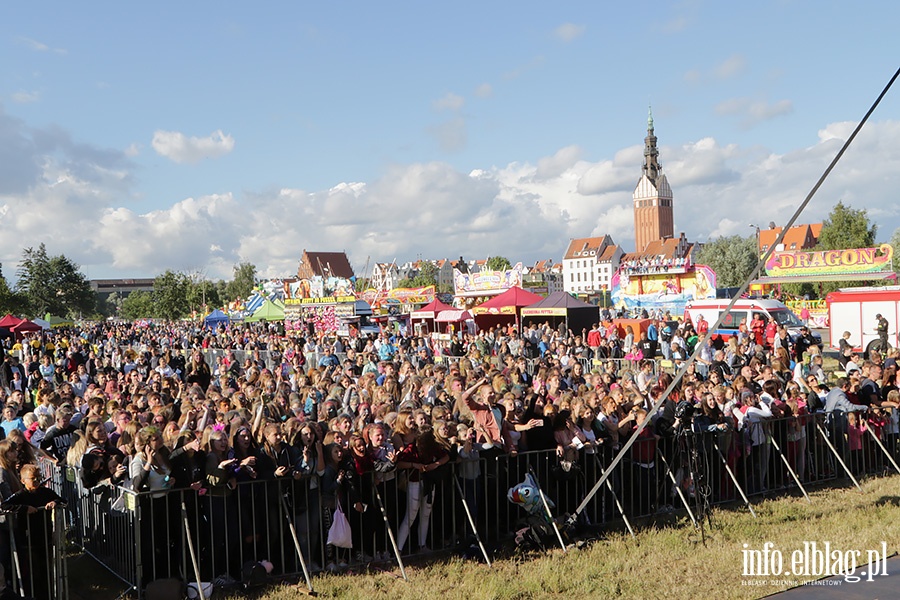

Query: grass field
[{"left": 195, "top": 474, "right": 900, "bottom": 600}]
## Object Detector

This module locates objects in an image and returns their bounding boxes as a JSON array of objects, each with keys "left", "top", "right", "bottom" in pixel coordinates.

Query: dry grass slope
[{"left": 238, "top": 476, "right": 900, "bottom": 600}]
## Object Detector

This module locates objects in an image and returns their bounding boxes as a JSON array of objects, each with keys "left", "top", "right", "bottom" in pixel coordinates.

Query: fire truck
[{"left": 826, "top": 286, "right": 900, "bottom": 355}]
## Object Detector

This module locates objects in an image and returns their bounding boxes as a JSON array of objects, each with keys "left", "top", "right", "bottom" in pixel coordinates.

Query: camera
[{"left": 674, "top": 400, "right": 695, "bottom": 422}]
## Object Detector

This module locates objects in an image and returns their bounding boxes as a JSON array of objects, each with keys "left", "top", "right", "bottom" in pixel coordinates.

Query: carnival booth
[
  {"left": 203, "top": 308, "right": 231, "bottom": 328},
  {"left": 11, "top": 319, "right": 42, "bottom": 335},
  {"left": 521, "top": 291, "right": 599, "bottom": 334},
  {"left": 410, "top": 298, "right": 454, "bottom": 335},
  {"left": 435, "top": 308, "right": 473, "bottom": 335},
  {"left": 472, "top": 286, "right": 544, "bottom": 332},
  {"left": 44, "top": 314, "right": 74, "bottom": 329},
  {"left": 0, "top": 314, "right": 23, "bottom": 330},
  {"left": 245, "top": 299, "right": 285, "bottom": 323}
]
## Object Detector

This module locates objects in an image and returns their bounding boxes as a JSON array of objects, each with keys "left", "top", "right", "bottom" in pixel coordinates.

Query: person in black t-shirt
[{"left": 39, "top": 408, "right": 77, "bottom": 464}]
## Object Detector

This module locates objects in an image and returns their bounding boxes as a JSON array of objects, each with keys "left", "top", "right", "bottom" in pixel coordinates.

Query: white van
[{"left": 683, "top": 298, "right": 822, "bottom": 347}]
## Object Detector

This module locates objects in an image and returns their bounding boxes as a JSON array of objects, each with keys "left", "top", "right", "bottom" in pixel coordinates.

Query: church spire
[{"left": 643, "top": 105, "right": 661, "bottom": 183}]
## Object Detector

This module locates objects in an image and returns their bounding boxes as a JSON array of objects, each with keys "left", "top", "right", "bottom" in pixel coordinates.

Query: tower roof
[{"left": 642, "top": 105, "right": 661, "bottom": 184}]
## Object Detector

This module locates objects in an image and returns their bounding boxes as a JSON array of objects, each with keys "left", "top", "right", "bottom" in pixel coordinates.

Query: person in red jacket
[
  {"left": 696, "top": 314, "right": 709, "bottom": 336},
  {"left": 750, "top": 313, "right": 765, "bottom": 347},
  {"left": 587, "top": 324, "right": 603, "bottom": 357}
]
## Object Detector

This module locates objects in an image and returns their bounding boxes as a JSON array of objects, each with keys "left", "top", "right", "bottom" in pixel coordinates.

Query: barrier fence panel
[
  {"left": 28, "top": 409, "right": 900, "bottom": 597},
  {"left": 3, "top": 505, "right": 68, "bottom": 600}
]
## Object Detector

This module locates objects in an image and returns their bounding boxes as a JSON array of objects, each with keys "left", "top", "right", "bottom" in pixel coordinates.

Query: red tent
[
  {"left": 11, "top": 319, "right": 42, "bottom": 334},
  {"left": 471, "top": 286, "right": 544, "bottom": 331},
  {"left": 410, "top": 299, "right": 455, "bottom": 320},
  {"left": 0, "top": 314, "right": 23, "bottom": 329},
  {"left": 410, "top": 298, "right": 456, "bottom": 335}
]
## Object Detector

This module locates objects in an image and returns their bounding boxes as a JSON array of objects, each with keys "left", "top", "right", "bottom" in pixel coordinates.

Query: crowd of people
[{"left": 0, "top": 314, "right": 897, "bottom": 593}]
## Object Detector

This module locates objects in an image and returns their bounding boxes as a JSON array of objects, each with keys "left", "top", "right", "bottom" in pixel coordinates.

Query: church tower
[{"left": 633, "top": 107, "right": 674, "bottom": 252}]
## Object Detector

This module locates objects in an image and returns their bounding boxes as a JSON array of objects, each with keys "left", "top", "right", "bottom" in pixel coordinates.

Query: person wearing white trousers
[{"left": 396, "top": 479, "right": 434, "bottom": 552}]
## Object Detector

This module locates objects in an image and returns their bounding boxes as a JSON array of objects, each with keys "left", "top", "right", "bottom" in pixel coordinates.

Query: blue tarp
[{"left": 204, "top": 309, "right": 230, "bottom": 328}]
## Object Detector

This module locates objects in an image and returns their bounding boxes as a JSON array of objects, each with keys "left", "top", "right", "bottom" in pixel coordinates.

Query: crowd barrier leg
[
  {"left": 865, "top": 426, "right": 900, "bottom": 475},
  {"left": 278, "top": 494, "right": 315, "bottom": 594},
  {"left": 527, "top": 466, "right": 566, "bottom": 553},
  {"left": 8, "top": 517, "right": 24, "bottom": 597},
  {"left": 181, "top": 501, "right": 207, "bottom": 600},
  {"left": 373, "top": 483, "right": 408, "bottom": 581},
  {"left": 815, "top": 423, "right": 862, "bottom": 491},
  {"left": 52, "top": 506, "right": 69, "bottom": 600},
  {"left": 714, "top": 441, "right": 756, "bottom": 519},
  {"left": 591, "top": 454, "right": 635, "bottom": 539},
  {"left": 769, "top": 436, "right": 810, "bottom": 503},
  {"left": 656, "top": 450, "right": 698, "bottom": 527},
  {"left": 452, "top": 477, "right": 491, "bottom": 566}
]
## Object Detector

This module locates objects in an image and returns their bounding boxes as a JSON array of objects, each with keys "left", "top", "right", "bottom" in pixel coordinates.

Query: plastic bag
[{"left": 327, "top": 500, "right": 353, "bottom": 548}]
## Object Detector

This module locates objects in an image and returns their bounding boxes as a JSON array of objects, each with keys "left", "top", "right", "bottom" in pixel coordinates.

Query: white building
[
  {"left": 562, "top": 236, "right": 623, "bottom": 295},
  {"left": 371, "top": 262, "right": 400, "bottom": 291},
  {"left": 524, "top": 259, "right": 565, "bottom": 294}
]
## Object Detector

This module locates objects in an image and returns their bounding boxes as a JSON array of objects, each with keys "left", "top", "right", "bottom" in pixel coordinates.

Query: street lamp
[{"left": 749, "top": 224, "right": 760, "bottom": 255}]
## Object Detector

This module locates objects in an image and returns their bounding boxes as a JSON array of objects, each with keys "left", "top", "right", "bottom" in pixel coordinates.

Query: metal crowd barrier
[
  {"left": 116, "top": 345, "right": 281, "bottom": 373},
  {"left": 3, "top": 503, "right": 68, "bottom": 599},
  {"left": 31, "top": 411, "right": 900, "bottom": 598}
]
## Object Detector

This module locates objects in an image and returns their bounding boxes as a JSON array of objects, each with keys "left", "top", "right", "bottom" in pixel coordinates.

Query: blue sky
[{"left": 2, "top": 1, "right": 900, "bottom": 281}]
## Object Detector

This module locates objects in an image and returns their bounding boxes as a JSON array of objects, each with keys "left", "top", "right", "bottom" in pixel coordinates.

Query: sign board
[
  {"left": 284, "top": 276, "right": 355, "bottom": 302},
  {"left": 454, "top": 263, "right": 523, "bottom": 296},
  {"left": 520, "top": 307, "right": 567, "bottom": 317},
  {"left": 765, "top": 244, "right": 893, "bottom": 278}
]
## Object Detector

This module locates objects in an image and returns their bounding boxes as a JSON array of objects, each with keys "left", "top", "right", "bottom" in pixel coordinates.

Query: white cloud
[
  {"left": 661, "top": 16, "right": 689, "bottom": 34},
  {"left": 536, "top": 145, "right": 582, "bottom": 179},
  {"left": 11, "top": 91, "right": 40, "bottom": 104},
  {"left": 4, "top": 113, "right": 900, "bottom": 280},
  {"left": 502, "top": 56, "right": 546, "bottom": 81},
  {"left": 428, "top": 117, "right": 467, "bottom": 152},
  {"left": 713, "top": 54, "right": 746, "bottom": 79},
  {"left": 432, "top": 92, "right": 465, "bottom": 112},
  {"left": 716, "top": 97, "right": 794, "bottom": 128},
  {"left": 685, "top": 54, "right": 747, "bottom": 83},
  {"left": 474, "top": 83, "right": 493, "bottom": 98},
  {"left": 124, "top": 143, "right": 141, "bottom": 157},
  {"left": 151, "top": 129, "right": 235, "bottom": 164},
  {"left": 17, "top": 37, "right": 67, "bottom": 55},
  {"left": 553, "top": 23, "right": 586, "bottom": 42}
]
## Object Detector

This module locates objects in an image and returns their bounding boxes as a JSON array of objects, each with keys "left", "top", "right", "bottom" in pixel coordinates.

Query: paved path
[{"left": 769, "top": 554, "right": 899, "bottom": 600}]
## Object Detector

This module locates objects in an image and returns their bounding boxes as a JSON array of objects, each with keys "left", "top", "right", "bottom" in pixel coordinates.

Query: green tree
[
  {"left": 817, "top": 201, "right": 877, "bottom": 251},
  {"left": 184, "top": 270, "right": 222, "bottom": 315},
  {"left": 696, "top": 235, "right": 757, "bottom": 288},
  {"left": 486, "top": 256, "right": 512, "bottom": 271},
  {"left": 0, "top": 264, "right": 26, "bottom": 315},
  {"left": 413, "top": 261, "right": 438, "bottom": 287},
  {"left": 120, "top": 290, "right": 155, "bottom": 320},
  {"left": 16, "top": 244, "right": 95, "bottom": 318},
  {"left": 807, "top": 201, "right": 880, "bottom": 297},
  {"left": 95, "top": 291, "right": 124, "bottom": 319},
  {"left": 891, "top": 227, "right": 900, "bottom": 275},
  {"left": 225, "top": 262, "right": 257, "bottom": 302},
  {"left": 355, "top": 277, "right": 372, "bottom": 292},
  {"left": 153, "top": 270, "right": 190, "bottom": 321}
]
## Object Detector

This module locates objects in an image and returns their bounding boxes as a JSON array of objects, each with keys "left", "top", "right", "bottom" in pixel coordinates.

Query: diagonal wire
[{"left": 569, "top": 65, "right": 900, "bottom": 523}]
